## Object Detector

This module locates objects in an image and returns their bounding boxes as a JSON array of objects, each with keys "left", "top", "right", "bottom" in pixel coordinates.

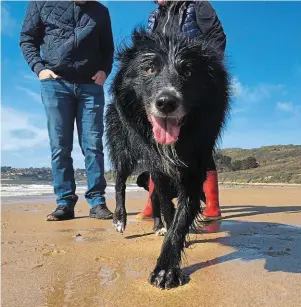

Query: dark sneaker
[
  {"left": 46, "top": 205, "right": 75, "bottom": 221},
  {"left": 90, "top": 204, "right": 113, "bottom": 220}
]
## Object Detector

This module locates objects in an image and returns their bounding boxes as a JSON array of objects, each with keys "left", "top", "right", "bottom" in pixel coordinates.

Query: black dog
[{"left": 105, "top": 29, "right": 231, "bottom": 289}]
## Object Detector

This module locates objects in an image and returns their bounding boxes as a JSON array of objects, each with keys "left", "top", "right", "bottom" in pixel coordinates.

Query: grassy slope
[{"left": 218, "top": 145, "right": 301, "bottom": 184}]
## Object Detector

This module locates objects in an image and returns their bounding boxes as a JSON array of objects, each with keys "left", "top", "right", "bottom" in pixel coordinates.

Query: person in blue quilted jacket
[
  {"left": 136, "top": 0, "right": 226, "bottom": 222},
  {"left": 20, "top": 1, "right": 114, "bottom": 221}
]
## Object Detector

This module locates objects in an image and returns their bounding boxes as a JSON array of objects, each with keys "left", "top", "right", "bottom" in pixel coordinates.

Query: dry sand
[{"left": 1, "top": 187, "right": 301, "bottom": 307}]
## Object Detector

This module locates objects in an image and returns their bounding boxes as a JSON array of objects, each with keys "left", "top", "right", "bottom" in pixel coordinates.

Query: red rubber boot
[
  {"left": 201, "top": 170, "right": 222, "bottom": 222},
  {"left": 136, "top": 177, "right": 154, "bottom": 219}
]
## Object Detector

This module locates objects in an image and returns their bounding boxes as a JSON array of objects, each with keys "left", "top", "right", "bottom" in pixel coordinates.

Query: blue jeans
[{"left": 40, "top": 79, "right": 106, "bottom": 208}]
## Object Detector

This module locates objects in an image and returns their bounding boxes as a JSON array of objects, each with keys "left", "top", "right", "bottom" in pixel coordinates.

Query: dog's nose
[{"left": 156, "top": 95, "right": 179, "bottom": 114}]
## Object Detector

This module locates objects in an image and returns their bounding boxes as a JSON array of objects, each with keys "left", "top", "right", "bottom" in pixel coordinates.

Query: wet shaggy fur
[{"left": 105, "top": 28, "right": 231, "bottom": 289}]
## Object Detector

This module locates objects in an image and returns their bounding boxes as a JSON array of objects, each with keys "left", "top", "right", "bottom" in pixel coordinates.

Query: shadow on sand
[
  {"left": 220, "top": 204, "right": 301, "bottom": 220},
  {"left": 186, "top": 216, "right": 301, "bottom": 275}
]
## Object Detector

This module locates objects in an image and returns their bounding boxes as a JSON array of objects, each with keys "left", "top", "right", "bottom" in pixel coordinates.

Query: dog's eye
[
  {"left": 184, "top": 70, "right": 192, "bottom": 78},
  {"left": 146, "top": 65, "right": 156, "bottom": 76}
]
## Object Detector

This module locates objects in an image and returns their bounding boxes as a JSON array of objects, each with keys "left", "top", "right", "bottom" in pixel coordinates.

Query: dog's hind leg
[
  {"left": 153, "top": 174, "right": 176, "bottom": 235},
  {"left": 151, "top": 175, "right": 176, "bottom": 236},
  {"left": 149, "top": 173, "right": 203, "bottom": 289},
  {"left": 151, "top": 190, "right": 167, "bottom": 236}
]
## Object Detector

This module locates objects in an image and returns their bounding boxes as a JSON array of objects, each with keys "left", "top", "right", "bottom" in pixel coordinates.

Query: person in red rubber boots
[
  {"left": 136, "top": 0, "right": 226, "bottom": 222},
  {"left": 136, "top": 158, "right": 221, "bottom": 222}
]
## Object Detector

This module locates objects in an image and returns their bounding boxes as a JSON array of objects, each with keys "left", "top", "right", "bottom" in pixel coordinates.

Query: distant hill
[
  {"left": 2, "top": 145, "right": 301, "bottom": 185},
  {"left": 217, "top": 145, "right": 301, "bottom": 184}
]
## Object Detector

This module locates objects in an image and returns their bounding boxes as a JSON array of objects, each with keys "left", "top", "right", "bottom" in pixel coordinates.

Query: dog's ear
[
  {"left": 116, "top": 27, "right": 150, "bottom": 61},
  {"left": 115, "top": 49, "right": 138, "bottom": 89},
  {"left": 132, "top": 27, "right": 149, "bottom": 43}
]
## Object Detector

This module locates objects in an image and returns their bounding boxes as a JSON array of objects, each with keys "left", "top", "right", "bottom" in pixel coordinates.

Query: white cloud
[
  {"left": 1, "top": 107, "right": 48, "bottom": 151},
  {"left": 276, "top": 102, "right": 294, "bottom": 112},
  {"left": 232, "top": 77, "right": 284, "bottom": 103},
  {"left": 0, "top": 107, "right": 88, "bottom": 168},
  {"left": 276, "top": 102, "right": 301, "bottom": 120},
  {"left": 16, "top": 86, "right": 41, "bottom": 104},
  {"left": 232, "top": 77, "right": 244, "bottom": 97},
  {"left": 1, "top": 6, "right": 18, "bottom": 36}
]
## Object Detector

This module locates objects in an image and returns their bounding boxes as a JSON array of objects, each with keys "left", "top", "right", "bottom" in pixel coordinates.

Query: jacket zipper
[
  {"left": 73, "top": 2, "right": 77, "bottom": 74},
  {"left": 163, "top": 8, "right": 171, "bottom": 35},
  {"left": 73, "top": 3, "right": 77, "bottom": 48}
]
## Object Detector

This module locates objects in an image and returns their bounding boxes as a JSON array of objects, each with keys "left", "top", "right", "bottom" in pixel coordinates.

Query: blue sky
[{"left": 1, "top": 1, "right": 301, "bottom": 169}]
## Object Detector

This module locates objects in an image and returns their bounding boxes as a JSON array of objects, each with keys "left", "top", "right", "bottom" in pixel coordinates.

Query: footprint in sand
[
  {"left": 94, "top": 255, "right": 112, "bottom": 262},
  {"left": 44, "top": 266, "right": 117, "bottom": 306},
  {"left": 98, "top": 266, "right": 119, "bottom": 285},
  {"left": 43, "top": 249, "right": 67, "bottom": 257}
]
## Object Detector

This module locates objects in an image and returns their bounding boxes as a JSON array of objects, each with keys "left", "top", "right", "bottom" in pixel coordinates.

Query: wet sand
[{"left": 2, "top": 187, "right": 301, "bottom": 307}]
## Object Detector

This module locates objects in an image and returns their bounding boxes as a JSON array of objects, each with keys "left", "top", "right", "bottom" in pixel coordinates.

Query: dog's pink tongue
[{"left": 150, "top": 115, "right": 180, "bottom": 145}]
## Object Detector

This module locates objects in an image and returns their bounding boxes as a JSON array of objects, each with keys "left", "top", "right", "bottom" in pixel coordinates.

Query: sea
[{"left": 0, "top": 180, "right": 146, "bottom": 205}]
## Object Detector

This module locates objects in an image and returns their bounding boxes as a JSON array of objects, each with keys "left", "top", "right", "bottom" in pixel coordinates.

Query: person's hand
[
  {"left": 38, "top": 69, "right": 59, "bottom": 80},
  {"left": 92, "top": 70, "right": 107, "bottom": 86}
]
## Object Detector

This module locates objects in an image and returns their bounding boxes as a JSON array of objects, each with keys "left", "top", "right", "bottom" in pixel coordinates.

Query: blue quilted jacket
[
  {"left": 147, "top": 1, "right": 226, "bottom": 54},
  {"left": 20, "top": 1, "right": 114, "bottom": 83}
]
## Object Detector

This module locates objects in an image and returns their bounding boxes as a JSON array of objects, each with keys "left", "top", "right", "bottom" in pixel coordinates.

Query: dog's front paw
[
  {"left": 155, "top": 227, "right": 167, "bottom": 236},
  {"left": 113, "top": 211, "right": 127, "bottom": 234},
  {"left": 113, "top": 220, "right": 125, "bottom": 233},
  {"left": 148, "top": 268, "right": 184, "bottom": 289},
  {"left": 153, "top": 218, "right": 166, "bottom": 236}
]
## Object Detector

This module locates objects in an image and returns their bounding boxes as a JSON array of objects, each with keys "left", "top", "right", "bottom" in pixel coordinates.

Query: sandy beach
[{"left": 2, "top": 187, "right": 301, "bottom": 307}]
